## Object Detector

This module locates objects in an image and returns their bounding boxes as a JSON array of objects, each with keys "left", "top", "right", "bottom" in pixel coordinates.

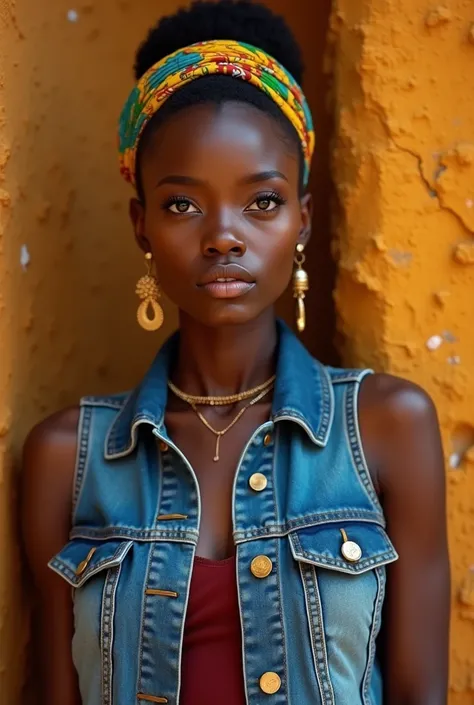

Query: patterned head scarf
[{"left": 118, "top": 40, "right": 315, "bottom": 189}]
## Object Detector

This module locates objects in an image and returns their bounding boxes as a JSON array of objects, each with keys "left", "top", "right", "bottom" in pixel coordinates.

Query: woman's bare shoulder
[{"left": 22, "top": 406, "right": 81, "bottom": 582}]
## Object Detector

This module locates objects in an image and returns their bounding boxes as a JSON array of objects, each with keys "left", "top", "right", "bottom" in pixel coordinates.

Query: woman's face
[{"left": 130, "top": 101, "right": 311, "bottom": 328}]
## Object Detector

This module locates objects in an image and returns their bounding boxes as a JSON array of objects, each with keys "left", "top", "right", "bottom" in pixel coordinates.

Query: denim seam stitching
[
  {"left": 81, "top": 397, "right": 126, "bottom": 409},
  {"left": 344, "top": 383, "right": 385, "bottom": 514},
  {"left": 137, "top": 541, "right": 155, "bottom": 698},
  {"left": 330, "top": 369, "right": 374, "bottom": 384},
  {"left": 362, "top": 567, "right": 386, "bottom": 704},
  {"left": 294, "top": 549, "right": 397, "bottom": 574},
  {"left": 70, "top": 528, "right": 198, "bottom": 541},
  {"left": 298, "top": 559, "right": 336, "bottom": 705},
  {"left": 275, "top": 536, "right": 289, "bottom": 701},
  {"left": 100, "top": 564, "right": 121, "bottom": 705},
  {"left": 72, "top": 404, "right": 92, "bottom": 522},
  {"left": 233, "top": 511, "right": 386, "bottom": 541},
  {"left": 236, "top": 549, "right": 250, "bottom": 705}
]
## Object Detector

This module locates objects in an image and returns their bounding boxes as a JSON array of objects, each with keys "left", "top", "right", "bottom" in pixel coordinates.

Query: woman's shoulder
[
  {"left": 359, "top": 371, "right": 437, "bottom": 427},
  {"left": 357, "top": 372, "right": 442, "bottom": 493},
  {"left": 23, "top": 406, "right": 82, "bottom": 480},
  {"left": 22, "top": 407, "right": 82, "bottom": 586}
]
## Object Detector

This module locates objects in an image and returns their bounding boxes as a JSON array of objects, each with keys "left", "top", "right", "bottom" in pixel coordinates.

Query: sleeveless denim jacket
[{"left": 49, "top": 320, "right": 398, "bottom": 705}]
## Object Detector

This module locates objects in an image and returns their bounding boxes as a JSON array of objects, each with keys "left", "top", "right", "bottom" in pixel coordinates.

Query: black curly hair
[{"left": 133, "top": 0, "right": 306, "bottom": 201}]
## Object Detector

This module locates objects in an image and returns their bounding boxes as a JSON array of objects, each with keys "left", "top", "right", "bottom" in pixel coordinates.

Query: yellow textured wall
[{"left": 329, "top": 1, "right": 474, "bottom": 702}]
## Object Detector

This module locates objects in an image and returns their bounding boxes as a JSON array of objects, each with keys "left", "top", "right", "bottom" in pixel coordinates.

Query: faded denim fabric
[{"left": 49, "top": 320, "right": 398, "bottom": 705}]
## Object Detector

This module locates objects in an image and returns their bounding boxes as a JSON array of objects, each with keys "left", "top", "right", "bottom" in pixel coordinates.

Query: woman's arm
[
  {"left": 360, "top": 374, "right": 450, "bottom": 705},
  {"left": 22, "top": 407, "right": 82, "bottom": 705}
]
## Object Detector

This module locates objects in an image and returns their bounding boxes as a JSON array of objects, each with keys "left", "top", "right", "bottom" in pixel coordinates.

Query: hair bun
[{"left": 134, "top": 0, "right": 303, "bottom": 83}]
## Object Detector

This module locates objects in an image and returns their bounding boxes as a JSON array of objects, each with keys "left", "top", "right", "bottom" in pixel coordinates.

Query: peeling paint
[
  {"left": 425, "top": 6, "right": 452, "bottom": 28},
  {"left": 426, "top": 334, "right": 443, "bottom": 351},
  {"left": 20, "top": 244, "right": 30, "bottom": 271}
]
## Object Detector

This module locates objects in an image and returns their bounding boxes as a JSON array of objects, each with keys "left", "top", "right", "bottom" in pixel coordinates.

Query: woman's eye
[
  {"left": 168, "top": 199, "right": 200, "bottom": 214},
  {"left": 247, "top": 195, "right": 284, "bottom": 212}
]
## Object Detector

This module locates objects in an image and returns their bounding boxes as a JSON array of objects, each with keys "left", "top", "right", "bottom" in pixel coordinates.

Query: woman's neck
[{"left": 171, "top": 310, "right": 278, "bottom": 397}]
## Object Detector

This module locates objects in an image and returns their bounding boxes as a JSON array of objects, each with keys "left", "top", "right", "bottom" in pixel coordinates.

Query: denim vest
[{"left": 49, "top": 320, "right": 398, "bottom": 705}]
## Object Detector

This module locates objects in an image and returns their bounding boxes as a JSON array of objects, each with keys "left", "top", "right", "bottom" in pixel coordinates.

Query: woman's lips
[{"left": 199, "top": 278, "right": 255, "bottom": 299}]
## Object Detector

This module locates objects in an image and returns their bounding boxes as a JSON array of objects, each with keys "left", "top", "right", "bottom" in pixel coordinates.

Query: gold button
[
  {"left": 250, "top": 555, "right": 273, "bottom": 579},
  {"left": 263, "top": 433, "right": 272, "bottom": 446},
  {"left": 341, "top": 540, "right": 362, "bottom": 563},
  {"left": 159, "top": 441, "right": 169, "bottom": 452},
  {"left": 75, "top": 547, "right": 97, "bottom": 576},
  {"left": 259, "top": 672, "right": 281, "bottom": 694},
  {"left": 249, "top": 473, "right": 268, "bottom": 492}
]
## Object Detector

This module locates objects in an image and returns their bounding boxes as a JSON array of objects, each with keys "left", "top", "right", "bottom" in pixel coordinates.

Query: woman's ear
[
  {"left": 298, "top": 192, "right": 313, "bottom": 248},
  {"left": 129, "top": 197, "right": 150, "bottom": 254}
]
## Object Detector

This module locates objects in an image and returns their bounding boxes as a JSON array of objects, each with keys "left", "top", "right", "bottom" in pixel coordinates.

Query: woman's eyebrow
[
  {"left": 156, "top": 175, "right": 205, "bottom": 188},
  {"left": 240, "top": 170, "right": 289, "bottom": 184},
  {"left": 155, "top": 170, "right": 289, "bottom": 189}
]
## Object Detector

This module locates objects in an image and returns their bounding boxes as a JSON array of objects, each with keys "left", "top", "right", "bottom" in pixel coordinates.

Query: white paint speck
[
  {"left": 466, "top": 199, "right": 474, "bottom": 209},
  {"left": 426, "top": 334, "right": 443, "bottom": 351},
  {"left": 67, "top": 9, "right": 79, "bottom": 22},
  {"left": 449, "top": 453, "right": 461, "bottom": 469},
  {"left": 447, "top": 355, "right": 461, "bottom": 365},
  {"left": 20, "top": 245, "right": 30, "bottom": 271}
]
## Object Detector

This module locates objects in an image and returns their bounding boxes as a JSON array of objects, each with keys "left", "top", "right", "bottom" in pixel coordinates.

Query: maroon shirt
[{"left": 180, "top": 555, "right": 246, "bottom": 704}]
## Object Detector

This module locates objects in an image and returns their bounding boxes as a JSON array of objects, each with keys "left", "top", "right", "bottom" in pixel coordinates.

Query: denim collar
[{"left": 105, "top": 319, "right": 334, "bottom": 459}]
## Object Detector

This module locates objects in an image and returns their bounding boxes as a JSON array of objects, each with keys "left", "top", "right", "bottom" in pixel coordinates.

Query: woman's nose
[{"left": 201, "top": 229, "right": 247, "bottom": 258}]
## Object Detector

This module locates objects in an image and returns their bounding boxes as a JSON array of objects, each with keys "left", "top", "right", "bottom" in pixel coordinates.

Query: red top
[{"left": 180, "top": 555, "right": 246, "bottom": 705}]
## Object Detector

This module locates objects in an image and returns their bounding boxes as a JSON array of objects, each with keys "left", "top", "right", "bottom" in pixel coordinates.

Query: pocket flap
[
  {"left": 289, "top": 522, "right": 398, "bottom": 575},
  {"left": 48, "top": 539, "right": 133, "bottom": 588}
]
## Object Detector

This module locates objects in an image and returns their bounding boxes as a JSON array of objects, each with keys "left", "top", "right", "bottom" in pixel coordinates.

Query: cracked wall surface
[{"left": 329, "top": 1, "right": 474, "bottom": 701}]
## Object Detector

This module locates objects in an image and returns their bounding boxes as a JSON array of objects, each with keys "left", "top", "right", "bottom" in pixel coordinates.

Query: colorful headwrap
[{"left": 118, "top": 39, "right": 315, "bottom": 189}]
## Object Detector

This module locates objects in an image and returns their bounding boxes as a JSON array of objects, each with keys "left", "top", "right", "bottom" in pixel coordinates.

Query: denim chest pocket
[
  {"left": 287, "top": 522, "right": 398, "bottom": 704},
  {"left": 289, "top": 521, "right": 398, "bottom": 574},
  {"left": 49, "top": 539, "right": 134, "bottom": 705},
  {"left": 49, "top": 538, "right": 134, "bottom": 588}
]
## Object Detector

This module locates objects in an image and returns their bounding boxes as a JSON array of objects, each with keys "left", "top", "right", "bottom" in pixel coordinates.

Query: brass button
[
  {"left": 159, "top": 441, "right": 169, "bottom": 452},
  {"left": 249, "top": 473, "right": 268, "bottom": 492},
  {"left": 263, "top": 433, "right": 272, "bottom": 446},
  {"left": 341, "top": 540, "right": 362, "bottom": 563},
  {"left": 259, "top": 672, "right": 281, "bottom": 694},
  {"left": 75, "top": 547, "right": 97, "bottom": 576},
  {"left": 250, "top": 555, "right": 273, "bottom": 579}
]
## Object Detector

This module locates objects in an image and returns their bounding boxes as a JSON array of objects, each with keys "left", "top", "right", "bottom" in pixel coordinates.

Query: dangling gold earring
[
  {"left": 136, "top": 252, "right": 164, "bottom": 331},
  {"left": 293, "top": 243, "right": 309, "bottom": 333}
]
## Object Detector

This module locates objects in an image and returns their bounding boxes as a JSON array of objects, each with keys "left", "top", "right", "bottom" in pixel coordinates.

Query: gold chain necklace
[
  {"left": 168, "top": 376, "right": 275, "bottom": 462},
  {"left": 192, "top": 385, "right": 273, "bottom": 462},
  {"left": 168, "top": 374, "right": 276, "bottom": 407}
]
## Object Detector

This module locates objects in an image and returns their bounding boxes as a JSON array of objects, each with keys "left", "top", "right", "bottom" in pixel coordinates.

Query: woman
[{"left": 22, "top": 2, "right": 450, "bottom": 704}]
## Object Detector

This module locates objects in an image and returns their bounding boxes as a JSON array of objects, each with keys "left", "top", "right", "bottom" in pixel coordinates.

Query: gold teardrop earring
[
  {"left": 136, "top": 252, "right": 164, "bottom": 332},
  {"left": 293, "top": 243, "right": 309, "bottom": 333}
]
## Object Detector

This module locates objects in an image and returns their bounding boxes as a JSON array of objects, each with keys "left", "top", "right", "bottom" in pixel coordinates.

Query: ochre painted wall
[
  {"left": 0, "top": 0, "right": 332, "bottom": 701},
  {"left": 1, "top": 0, "right": 472, "bottom": 701},
  {"left": 329, "top": 1, "right": 474, "bottom": 702}
]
